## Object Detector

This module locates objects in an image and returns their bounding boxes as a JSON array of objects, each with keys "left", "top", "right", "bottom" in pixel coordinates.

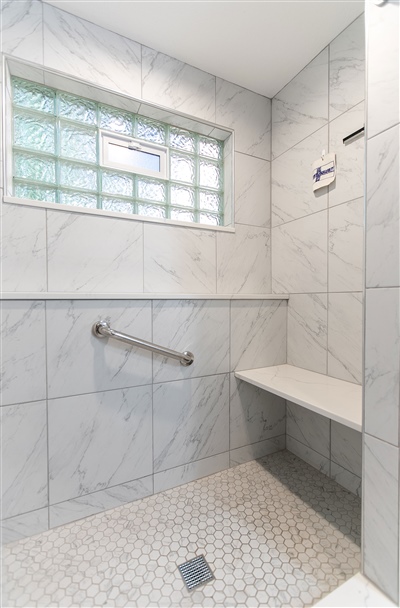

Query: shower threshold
[{"left": 2, "top": 450, "right": 361, "bottom": 607}]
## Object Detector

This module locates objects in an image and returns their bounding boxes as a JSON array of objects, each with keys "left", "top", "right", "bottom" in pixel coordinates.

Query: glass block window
[{"left": 11, "top": 77, "right": 225, "bottom": 227}]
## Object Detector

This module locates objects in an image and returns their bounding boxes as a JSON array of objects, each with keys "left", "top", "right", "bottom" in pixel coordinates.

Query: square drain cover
[{"left": 178, "top": 555, "right": 214, "bottom": 590}]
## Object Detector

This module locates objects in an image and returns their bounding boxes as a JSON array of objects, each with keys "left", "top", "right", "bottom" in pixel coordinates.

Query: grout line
[
  {"left": 271, "top": 196, "right": 363, "bottom": 231},
  {"left": 1, "top": 505, "right": 49, "bottom": 524},
  {"left": 44, "top": 299, "right": 50, "bottom": 528}
]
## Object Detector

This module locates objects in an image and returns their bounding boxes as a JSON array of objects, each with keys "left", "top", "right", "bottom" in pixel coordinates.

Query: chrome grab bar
[{"left": 92, "top": 320, "right": 194, "bottom": 366}]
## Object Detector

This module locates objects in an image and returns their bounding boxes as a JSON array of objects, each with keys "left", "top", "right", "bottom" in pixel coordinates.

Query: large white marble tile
[
  {"left": 235, "top": 153, "right": 271, "bottom": 228},
  {"left": 49, "top": 476, "right": 153, "bottom": 527},
  {"left": 46, "top": 300, "right": 152, "bottom": 399},
  {"left": 1, "top": 508, "right": 48, "bottom": 545},
  {"left": 1, "top": 301, "right": 46, "bottom": 406},
  {"left": 272, "top": 211, "right": 328, "bottom": 294},
  {"left": 1, "top": 401, "right": 47, "bottom": 519},
  {"left": 286, "top": 435, "right": 330, "bottom": 476},
  {"left": 154, "top": 453, "right": 229, "bottom": 494},
  {"left": 272, "top": 49, "right": 328, "bottom": 159},
  {"left": 330, "top": 463, "right": 361, "bottom": 497},
  {"left": 43, "top": 4, "right": 141, "bottom": 98},
  {"left": 328, "top": 292, "right": 363, "bottom": 384},
  {"left": 217, "top": 224, "right": 271, "bottom": 294},
  {"left": 230, "top": 374, "right": 286, "bottom": 450},
  {"left": 286, "top": 403, "right": 330, "bottom": 458},
  {"left": 328, "top": 102, "right": 365, "bottom": 208},
  {"left": 316, "top": 573, "right": 395, "bottom": 607},
  {"left": 152, "top": 300, "right": 229, "bottom": 383},
  {"left": 1, "top": 204, "right": 47, "bottom": 292},
  {"left": 231, "top": 300, "right": 287, "bottom": 371},
  {"left": 331, "top": 421, "right": 362, "bottom": 477},
  {"left": 366, "top": 124, "right": 400, "bottom": 288},
  {"left": 287, "top": 293, "right": 328, "bottom": 374},
  {"left": 272, "top": 127, "right": 328, "bottom": 227},
  {"left": 363, "top": 434, "right": 399, "bottom": 603},
  {"left": 153, "top": 374, "right": 229, "bottom": 472},
  {"left": 229, "top": 436, "right": 285, "bottom": 466},
  {"left": 144, "top": 223, "right": 216, "bottom": 294},
  {"left": 216, "top": 79, "right": 271, "bottom": 160},
  {"left": 47, "top": 211, "right": 143, "bottom": 293},
  {"left": 142, "top": 46, "right": 215, "bottom": 123},
  {"left": 366, "top": 0, "right": 400, "bottom": 138},
  {"left": 365, "top": 288, "right": 400, "bottom": 446},
  {"left": 0, "top": 0, "right": 43, "bottom": 63},
  {"left": 48, "top": 385, "right": 152, "bottom": 504},
  {"left": 329, "top": 198, "right": 364, "bottom": 292},
  {"left": 329, "top": 15, "right": 365, "bottom": 121}
]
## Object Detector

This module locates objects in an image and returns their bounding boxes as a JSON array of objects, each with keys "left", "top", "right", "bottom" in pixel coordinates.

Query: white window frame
[{"left": 100, "top": 130, "right": 169, "bottom": 180}]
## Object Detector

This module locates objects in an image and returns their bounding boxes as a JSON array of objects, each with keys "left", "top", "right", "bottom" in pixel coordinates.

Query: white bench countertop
[{"left": 235, "top": 364, "right": 362, "bottom": 432}]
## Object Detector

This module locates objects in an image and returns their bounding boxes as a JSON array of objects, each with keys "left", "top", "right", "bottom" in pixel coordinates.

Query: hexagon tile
[{"left": 2, "top": 451, "right": 361, "bottom": 607}]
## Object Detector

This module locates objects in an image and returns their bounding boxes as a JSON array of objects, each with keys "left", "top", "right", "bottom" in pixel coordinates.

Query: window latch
[{"left": 128, "top": 142, "right": 143, "bottom": 151}]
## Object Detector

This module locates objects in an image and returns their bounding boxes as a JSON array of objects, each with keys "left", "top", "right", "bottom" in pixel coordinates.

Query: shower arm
[{"left": 92, "top": 320, "right": 194, "bottom": 367}]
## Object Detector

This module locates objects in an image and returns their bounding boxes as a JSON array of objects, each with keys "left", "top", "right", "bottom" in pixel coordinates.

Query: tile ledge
[
  {"left": 314, "top": 573, "right": 395, "bottom": 607},
  {"left": 0, "top": 292, "right": 289, "bottom": 301}
]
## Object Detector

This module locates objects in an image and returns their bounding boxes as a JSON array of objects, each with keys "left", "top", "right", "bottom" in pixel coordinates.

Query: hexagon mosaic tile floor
[{"left": 2, "top": 451, "right": 361, "bottom": 607}]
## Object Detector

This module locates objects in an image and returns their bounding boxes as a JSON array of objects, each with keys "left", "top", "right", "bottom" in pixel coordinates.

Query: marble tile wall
[
  {"left": 272, "top": 14, "right": 365, "bottom": 385},
  {"left": 363, "top": 1, "right": 400, "bottom": 604},
  {"left": 286, "top": 403, "right": 362, "bottom": 496},
  {"left": 0, "top": 297, "right": 287, "bottom": 543},
  {"left": 0, "top": 0, "right": 272, "bottom": 297}
]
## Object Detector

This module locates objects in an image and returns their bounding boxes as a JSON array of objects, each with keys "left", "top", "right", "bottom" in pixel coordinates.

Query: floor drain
[{"left": 178, "top": 555, "right": 214, "bottom": 591}]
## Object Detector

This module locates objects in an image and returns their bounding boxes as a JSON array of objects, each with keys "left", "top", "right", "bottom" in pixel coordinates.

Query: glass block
[
  {"left": 14, "top": 111, "right": 55, "bottom": 153},
  {"left": 199, "top": 189, "right": 222, "bottom": 212},
  {"left": 199, "top": 160, "right": 221, "bottom": 189},
  {"left": 137, "top": 203, "right": 167, "bottom": 219},
  {"left": 199, "top": 136, "right": 222, "bottom": 160},
  {"left": 12, "top": 78, "right": 54, "bottom": 114},
  {"left": 137, "top": 178, "right": 166, "bottom": 203},
  {"left": 170, "top": 153, "right": 195, "bottom": 184},
  {"left": 102, "top": 197, "right": 134, "bottom": 214},
  {"left": 14, "top": 152, "right": 56, "bottom": 184},
  {"left": 60, "top": 122, "right": 97, "bottom": 163},
  {"left": 200, "top": 212, "right": 221, "bottom": 226},
  {"left": 136, "top": 117, "right": 166, "bottom": 144},
  {"left": 14, "top": 180, "right": 57, "bottom": 202},
  {"left": 60, "top": 161, "right": 97, "bottom": 191},
  {"left": 59, "top": 191, "right": 98, "bottom": 209},
  {"left": 101, "top": 170, "right": 134, "bottom": 197},
  {"left": 170, "top": 184, "right": 195, "bottom": 208},
  {"left": 170, "top": 207, "right": 195, "bottom": 223},
  {"left": 100, "top": 105, "right": 133, "bottom": 135},
  {"left": 58, "top": 93, "right": 97, "bottom": 125},
  {"left": 169, "top": 128, "right": 196, "bottom": 153}
]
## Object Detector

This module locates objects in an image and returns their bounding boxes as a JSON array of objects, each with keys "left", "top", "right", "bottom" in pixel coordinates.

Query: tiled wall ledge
[{"left": 0, "top": 293, "right": 289, "bottom": 300}]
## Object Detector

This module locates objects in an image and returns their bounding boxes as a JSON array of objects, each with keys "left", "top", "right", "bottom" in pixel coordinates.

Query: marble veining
[
  {"left": 153, "top": 374, "right": 229, "bottom": 472},
  {"left": 43, "top": 4, "right": 141, "bottom": 98},
  {"left": 1, "top": 401, "right": 48, "bottom": 519},
  {"left": 365, "top": 288, "right": 400, "bottom": 446},
  {"left": 235, "top": 153, "right": 271, "bottom": 228},
  {"left": 1, "top": 508, "right": 49, "bottom": 546},
  {"left": 328, "top": 292, "right": 363, "bottom": 384},
  {"left": 1, "top": 204, "right": 47, "bottom": 293},
  {"left": 272, "top": 49, "right": 329, "bottom": 159},
  {"left": 144, "top": 224, "right": 216, "bottom": 294},
  {"left": 216, "top": 79, "right": 271, "bottom": 160},
  {"left": 153, "top": 453, "right": 230, "bottom": 494},
  {"left": 366, "top": 124, "right": 400, "bottom": 288},
  {"left": 231, "top": 300, "right": 287, "bottom": 371},
  {"left": 217, "top": 224, "right": 271, "bottom": 294},
  {"left": 272, "top": 211, "right": 328, "bottom": 294},
  {"left": 287, "top": 402, "right": 330, "bottom": 458},
  {"left": 1, "top": 301, "right": 46, "bottom": 406},
  {"left": 47, "top": 212, "right": 143, "bottom": 293},
  {"left": 287, "top": 293, "right": 328, "bottom": 375},
  {"left": 330, "top": 463, "right": 361, "bottom": 498},
  {"left": 331, "top": 421, "right": 362, "bottom": 478},
  {"left": 229, "top": 436, "right": 285, "bottom": 466},
  {"left": 46, "top": 300, "right": 152, "bottom": 399},
  {"left": 0, "top": 0, "right": 43, "bottom": 64},
  {"left": 142, "top": 46, "right": 216, "bottom": 123},
  {"left": 329, "top": 15, "right": 365, "bottom": 121},
  {"left": 152, "top": 300, "right": 230, "bottom": 383},
  {"left": 272, "top": 127, "right": 328, "bottom": 227},
  {"left": 286, "top": 436, "right": 330, "bottom": 476},
  {"left": 329, "top": 198, "right": 364, "bottom": 292},
  {"left": 48, "top": 385, "right": 153, "bottom": 504}
]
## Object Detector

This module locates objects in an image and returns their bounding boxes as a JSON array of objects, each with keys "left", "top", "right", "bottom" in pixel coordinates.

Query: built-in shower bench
[{"left": 235, "top": 364, "right": 362, "bottom": 431}]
